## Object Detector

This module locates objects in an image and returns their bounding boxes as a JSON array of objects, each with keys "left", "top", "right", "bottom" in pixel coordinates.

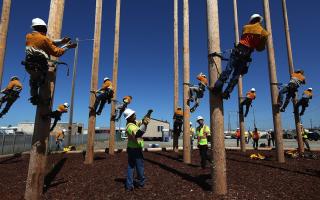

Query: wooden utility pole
[
  {"left": 233, "top": 0, "right": 246, "bottom": 152},
  {"left": 281, "top": 0, "right": 304, "bottom": 153},
  {"left": 206, "top": 0, "right": 227, "bottom": 195},
  {"left": 0, "top": 0, "right": 11, "bottom": 89},
  {"left": 67, "top": 38, "right": 79, "bottom": 146},
  {"left": 25, "top": 0, "right": 65, "bottom": 199},
  {"left": 182, "top": 0, "right": 191, "bottom": 164},
  {"left": 263, "top": 0, "right": 285, "bottom": 163},
  {"left": 173, "top": 0, "right": 179, "bottom": 152},
  {"left": 109, "top": 0, "right": 121, "bottom": 155},
  {"left": 174, "top": 0, "right": 179, "bottom": 111},
  {"left": 85, "top": 0, "right": 103, "bottom": 164}
]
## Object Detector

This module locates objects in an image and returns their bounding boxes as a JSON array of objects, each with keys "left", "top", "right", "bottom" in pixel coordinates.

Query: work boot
[
  {"left": 0, "top": 113, "right": 3, "bottom": 118},
  {"left": 29, "top": 96, "right": 39, "bottom": 105},
  {"left": 222, "top": 92, "right": 230, "bottom": 100},
  {"left": 299, "top": 112, "right": 304, "bottom": 116},
  {"left": 280, "top": 107, "right": 285, "bottom": 112},
  {"left": 190, "top": 107, "right": 195, "bottom": 113},
  {"left": 96, "top": 111, "right": 101, "bottom": 116}
]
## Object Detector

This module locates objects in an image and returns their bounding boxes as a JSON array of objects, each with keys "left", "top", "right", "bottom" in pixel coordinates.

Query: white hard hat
[
  {"left": 10, "top": 76, "right": 19, "bottom": 80},
  {"left": 124, "top": 108, "right": 135, "bottom": 120},
  {"left": 251, "top": 88, "right": 256, "bottom": 92},
  {"left": 103, "top": 77, "right": 110, "bottom": 82},
  {"left": 249, "top": 14, "right": 263, "bottom": 23},
  {"left": 190, "top": 122, "right": 192, "bottom": 125},
  {"left": 199, "top": 72, "right": 206, "bottom": 78},
  {"left": 62, "top": 129, "right": 67, "bottom": 132},
  {"left": 63, "top": 102, "right": 69, "bottom": 108},
  {"left": 237, "top": 128, "right": 240, "bottom": 130},
  {"left": 196, "top": 116, "right": 204, "bottom": 121},
  {"left": 308, "top": 88, "right": 313, "bottom": 91},
  {"left": 31, "top": 18, "right": 47, "bottom": 27}
]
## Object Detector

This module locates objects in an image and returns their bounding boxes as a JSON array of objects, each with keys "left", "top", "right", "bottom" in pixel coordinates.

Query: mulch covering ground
[{"left": 0, "top": 150, "right": 319, "bottom": 200}]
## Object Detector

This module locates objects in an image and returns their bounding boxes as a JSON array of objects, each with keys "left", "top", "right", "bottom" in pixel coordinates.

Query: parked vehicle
[{"left": 308, "top": 132, "right": 320, "bottom": 141}]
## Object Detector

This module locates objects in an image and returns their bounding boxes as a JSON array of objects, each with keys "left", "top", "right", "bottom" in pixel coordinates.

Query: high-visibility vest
[
  {"left": 57, "top": 104, "right": 68, "bottom": 113},
  {"left": 253, "top": 131, "right": 260, "bottom": 140},
  {"left": 302, "top": 129, "right": 308, "bottom": 139},
  {"left": 190, "top": 127, "right": 195, "bottom": 137},
  {"left": 246, "top": 91, "right": 256, "bottom": 100},
  {"left": 196, "top": 125, "right": 210, "bottom": 145},
  {"left": 126, "top": 122, "right": 144, "bottom": 148}
]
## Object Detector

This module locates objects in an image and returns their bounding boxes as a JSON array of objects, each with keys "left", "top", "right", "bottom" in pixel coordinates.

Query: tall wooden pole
[
  {"left": 0, "top": 0, "right": 11, "bottom": 89},
  {"left": 109, "top": 0, "right": 121, "bottom": 155},
  {"left": 263, "top": 0, "right": 285, "bottom": 163},
  {"left": 182, "top": 0, "right": 191, "bottom": 164},
  {"left": 233, "top": 0, "right": 246, "bottom": 152},
  {"left": 25, "top": 0, "right": 65, "bottom": 199},
  {"left": 206, "top": 0, "right": 227, "bottom": 195},
  {"left": 281, "top": 0, "right": 304, "bottom": 153},
  {"left": 67, "top": 38, "right": 79, "bottom": 146},
  {"left": 85, "top": 0, "right": 103, "bottom": 164},
  {"left": 173, "top": 0, "right": 179, "bottom": 152},
  {"left": 174, "top": 0, "right": 179, "bottom": 113}
]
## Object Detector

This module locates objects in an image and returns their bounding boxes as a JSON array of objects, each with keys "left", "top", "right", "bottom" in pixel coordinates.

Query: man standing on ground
[
  {"left": 252, "top": 128, "right": 260, "bottom": 150},
  {"left": 123, "top": 108, "right": 150, "bottom": 191},
  {"left": 196, "top": 116, "right": 211, "bottom": 169},
  {"left": 190, "top": 122, "right": 195, "bottom": 150},
  {"left": 235, "top": 128, "right": 241, "bottom": 147}
]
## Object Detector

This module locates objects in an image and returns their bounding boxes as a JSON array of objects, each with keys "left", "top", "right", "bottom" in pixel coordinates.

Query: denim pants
[
  {"left": 215, "top": 45, "right": 251, "bottom": 94},
  {"left": 94, "top": 92, "right": 108, "bottom": 113},
  {"left": 278, "top": 84, "right": 296, "bottom": 109},
  {"left": 296, "top": 98, "right": 309, "bottom": 115},
  {"left": 126, "top": 148, "right": 145, "bottom": 189},
  {"left": 240, "top": 98, "right": 252, "bottom": 117}
]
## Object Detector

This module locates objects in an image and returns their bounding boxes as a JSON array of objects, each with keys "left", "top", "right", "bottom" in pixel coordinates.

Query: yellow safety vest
[
  {"left": 126, "top": 122, "right": 144, "bottom": 148},
  {"left": 196, "top": 125, "right": 210, "bottom": 145}
]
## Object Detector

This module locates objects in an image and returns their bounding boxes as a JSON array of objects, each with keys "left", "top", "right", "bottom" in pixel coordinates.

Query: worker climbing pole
[
  {"left": 281, "top": 0, "right": 304, "bottom": 153},
  {"left": 85, "top": 0, "right": 103, "bottom": 164},
  {"left": 173, "top": 0, "right": 179, "bottom": 153},
  {"left": 0, "top": 0, "right": 11, "bottom": 89},
  {"left": 233, "top": 0, "right": 246, "bottom": 152},
  {"left": 109, "top": 0, "right": 121, "bottom": 155},
  {"left": 25, "top": 0, "right": 70, "bottom": 199},
  {"left": 263, "top": 0, "right": 285, "bottom": 163},
  {"left": 206, "top": 0, "right": 227, "bottom": 195},
  {"left": 0, "top": 76, "right": 22, "bottom": 118},
  {"left": 186, "top": 72, "right": 208, "bottom": 113},
  {"left": 183, "top": 0, "right": 191, "bottom": 164}
]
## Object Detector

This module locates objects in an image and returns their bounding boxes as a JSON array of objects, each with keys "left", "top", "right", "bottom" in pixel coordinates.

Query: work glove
[
  {"left": 139, "top": 124, "right": 147, "bottom": 132},
  {"left": 66, "top": 42, "right": 77, "bottom": 49},
  {"left": 61, "top": 37, "right": 71, "bottom": 44},
  {"left": 142, "top": 117, "right": 150, "bottom": 125}
]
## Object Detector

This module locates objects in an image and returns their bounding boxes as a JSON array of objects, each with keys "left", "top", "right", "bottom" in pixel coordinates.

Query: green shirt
[
  {"left": 196, "top": 125, "right": 210, "bottom": 145},
  {"left": 126, "top": 122, "right": 144, "bottom": 148}
]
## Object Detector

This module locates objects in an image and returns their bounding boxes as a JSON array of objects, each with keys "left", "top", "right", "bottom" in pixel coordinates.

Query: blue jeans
[
  {"left": 126, "top": 148, "right": 145, "bottom": 189},
  {"left": 214, "top": 45, "right": 251, "bottom": 94},
  {"left": 93, "top": 92, "right": 109, "bottom": 113},
  {"left": 56, "top": 139, "right": 64, "bottom": 151},
  {"left": 278, "top": 84, "right": 296, "bottom": 110}
]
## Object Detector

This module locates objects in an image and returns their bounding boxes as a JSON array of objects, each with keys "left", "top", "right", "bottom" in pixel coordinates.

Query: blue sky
[{"left": 1, "top": 0, "right": 319, "bottom": 130}]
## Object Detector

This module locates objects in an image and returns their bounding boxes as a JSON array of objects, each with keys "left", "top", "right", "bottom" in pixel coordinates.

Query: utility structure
[
  {"left": 109, "top": 0, "right": 121, "bottom": 155},
  {"left": 173, "top": 0, "right": 179, "bottom": 152},
  {"left": 25, "top": 0, "right": 65, "bottom": 199},
  {"left": 233, "top": 0, "right": 246, "bottom": 152},
  {"left": 182, "top": 0, "right": 191, "bottom": 164},
  {"left": 0, "top": 0, "right": 11, "bottom": 89},
  {"left": 67, "top": 37, "right": 79, "bottom": 146},
  {"left": 85, "top": 0, "right": 103, "bottom": 164},
  {"left": 263, "top": 0, "right": 285, "bottom": 163},
  {"left": 206, "top": 0, "right": 227, "bottom": 195},
  {"left": 281, "top": 0, "right": 304, "bottom": 153}
]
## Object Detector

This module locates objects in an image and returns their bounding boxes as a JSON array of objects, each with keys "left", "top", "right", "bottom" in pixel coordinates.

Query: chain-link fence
[{"left": 0, "top": 133, "right": 108, "bottom": 155}]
